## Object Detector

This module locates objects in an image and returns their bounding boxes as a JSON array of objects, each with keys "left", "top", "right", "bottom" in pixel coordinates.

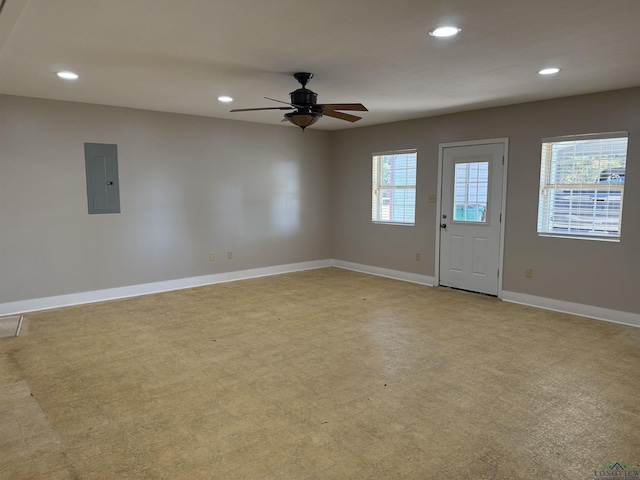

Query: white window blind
[
  {"left": 537, "top": 133, "right": 627, "bottom": 240},
  {"left": 372, "top": 150, "right": 417, "bottom": 225}
]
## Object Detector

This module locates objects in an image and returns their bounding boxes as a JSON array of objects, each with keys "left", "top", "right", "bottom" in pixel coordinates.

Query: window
[
  {"left": 454, "top": 161, "right": 489, "bottom": 223},
  {"left": 372, "top": 150, "right": 417, "bottom": 225},
  {"left": 537, "top": 132, "right": 628, "bottom": 240}
]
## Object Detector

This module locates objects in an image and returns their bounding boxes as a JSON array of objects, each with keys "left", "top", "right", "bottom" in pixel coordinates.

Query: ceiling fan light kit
[
  {"left": 285, "top": 111, "right": 322, "bottom": 129},
  {"left": 230, "top": 72, "right": 368, "bottom": 130}
]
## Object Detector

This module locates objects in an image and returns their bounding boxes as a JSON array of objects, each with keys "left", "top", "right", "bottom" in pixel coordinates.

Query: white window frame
[
  {"left": 537, "top": 132, "right": 628, "bottom": 241},
  {"left": 371, "top": 149, "right": 417, "bottom": 226}
]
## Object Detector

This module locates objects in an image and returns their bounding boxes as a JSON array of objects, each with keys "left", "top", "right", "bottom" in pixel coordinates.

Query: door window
[{"left": 453, "top": 161, "right": 489, "bottom": 223}]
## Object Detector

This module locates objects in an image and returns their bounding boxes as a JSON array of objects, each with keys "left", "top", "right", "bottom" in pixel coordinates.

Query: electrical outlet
[
  {"left": 209, "top": 252, "right": 215, "bottom": 262},
  {"left": 227, "top": 251, "right": 233, "bottom": 260},
  {"left": 525, "top": 268, "right": 533, "bottom": 278},
  {"left": 416, "top": 253, "right": 421, "bottom": 261}
]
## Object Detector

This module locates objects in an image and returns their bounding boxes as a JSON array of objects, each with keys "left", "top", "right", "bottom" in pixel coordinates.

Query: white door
[{"left": 439, "top": 143, "right": 504, "bottom": 295}]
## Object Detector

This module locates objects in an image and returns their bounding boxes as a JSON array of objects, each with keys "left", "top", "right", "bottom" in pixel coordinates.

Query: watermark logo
[{"left": 594, "top": 461, "right": 639, "bottom": 478}]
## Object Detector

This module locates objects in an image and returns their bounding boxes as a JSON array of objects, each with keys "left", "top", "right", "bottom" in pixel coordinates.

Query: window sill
[
  {"left": 372, "top": 221, "right": 415, "bottom": 227},
  {"left": 538, "top": 232, "right": 620, "bottom": 242}
]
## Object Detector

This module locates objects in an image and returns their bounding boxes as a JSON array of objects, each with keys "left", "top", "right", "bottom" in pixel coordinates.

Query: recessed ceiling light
[
  {"left": 56, "top": 71, "right": 79, "bottom": 80},
  {"left": 429, "top": 26, "right": 461, "bottom": 38},
  {"left": 218, "top": 96, "right": 233, "bottom": 103},
  {"left": 538, "top": 67, "right": 560, "bottom": 75}
]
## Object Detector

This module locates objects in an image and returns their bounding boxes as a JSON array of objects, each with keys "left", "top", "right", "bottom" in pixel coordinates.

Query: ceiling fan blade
[
  {"left": 265, "top": 97, "right": 306, "bottom": 109},
  {"left": 319, "top": 103, "right": 368, "bottom": 112},
  {"left": 265, "top": 97, "right": 292, "bottom": 106},
  {"left": 322, "top": 110, "right": 362, "bottom": 122},
  {"left": 230, "top": 107, "right": 294, "bottom": 112}
]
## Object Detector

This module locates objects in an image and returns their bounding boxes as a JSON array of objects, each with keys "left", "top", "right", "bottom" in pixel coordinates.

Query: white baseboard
[
  {"left": 333, "top": 261, "right": 638, "bottom": 328},
  {"left": 331, "top": 259, "right": 435, "bottom": 286},
  {"left": 0, "top": 260, "right": 332, "bottom": 316},
  {"left": 502, "top": 291, "right": 640, "bottom": 328},
  {"left": 3, "top": 259, "right": 637, "bottom": 329}
]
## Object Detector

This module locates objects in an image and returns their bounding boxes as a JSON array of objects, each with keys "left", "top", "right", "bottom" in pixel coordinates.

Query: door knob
[{"left": 440, "top": 223, "right": 447, "bottom": 228}]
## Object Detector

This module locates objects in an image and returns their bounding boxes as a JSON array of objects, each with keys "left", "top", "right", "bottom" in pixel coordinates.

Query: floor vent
[{"left": 0, "top": 315, "right": 28, "bottom": 338}]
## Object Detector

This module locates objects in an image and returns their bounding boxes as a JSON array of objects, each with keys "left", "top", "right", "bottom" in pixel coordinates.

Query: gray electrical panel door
[{"left": 84, "top": 143, "right": 120, "bottom": 214}]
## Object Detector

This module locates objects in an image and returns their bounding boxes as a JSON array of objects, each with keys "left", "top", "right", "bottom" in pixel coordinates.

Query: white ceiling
[{"left": 1, "top": 0, "right": 640, "bottom": 131}]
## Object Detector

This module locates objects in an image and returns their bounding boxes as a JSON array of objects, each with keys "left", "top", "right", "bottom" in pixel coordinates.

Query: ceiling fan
[{"left": 230, "top": 72, "right": 368, "bottom": 130}]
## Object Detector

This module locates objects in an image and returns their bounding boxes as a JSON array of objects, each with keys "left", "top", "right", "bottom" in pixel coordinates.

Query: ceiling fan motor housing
[
  {"left": 290, "top": 72, "right": 320, "bottom": 112},
  {"left": 290, "top": 88, "right": 318, "bottom": 110}
]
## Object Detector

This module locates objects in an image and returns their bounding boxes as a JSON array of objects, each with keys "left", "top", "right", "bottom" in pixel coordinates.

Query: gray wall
[
  {"left": 1, "top": 89, "right": 639, "bottom": 315},
  {"left": 330, "top": 88, "right": 640, "bottom": 314},
  {"left": 0, "top": 95, "right": 331, "bottom": 303}
]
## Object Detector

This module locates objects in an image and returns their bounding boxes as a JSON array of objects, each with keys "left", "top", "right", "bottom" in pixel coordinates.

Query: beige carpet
[{"left": 1, "top": 267, "right": 639, "bottom": 479}]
